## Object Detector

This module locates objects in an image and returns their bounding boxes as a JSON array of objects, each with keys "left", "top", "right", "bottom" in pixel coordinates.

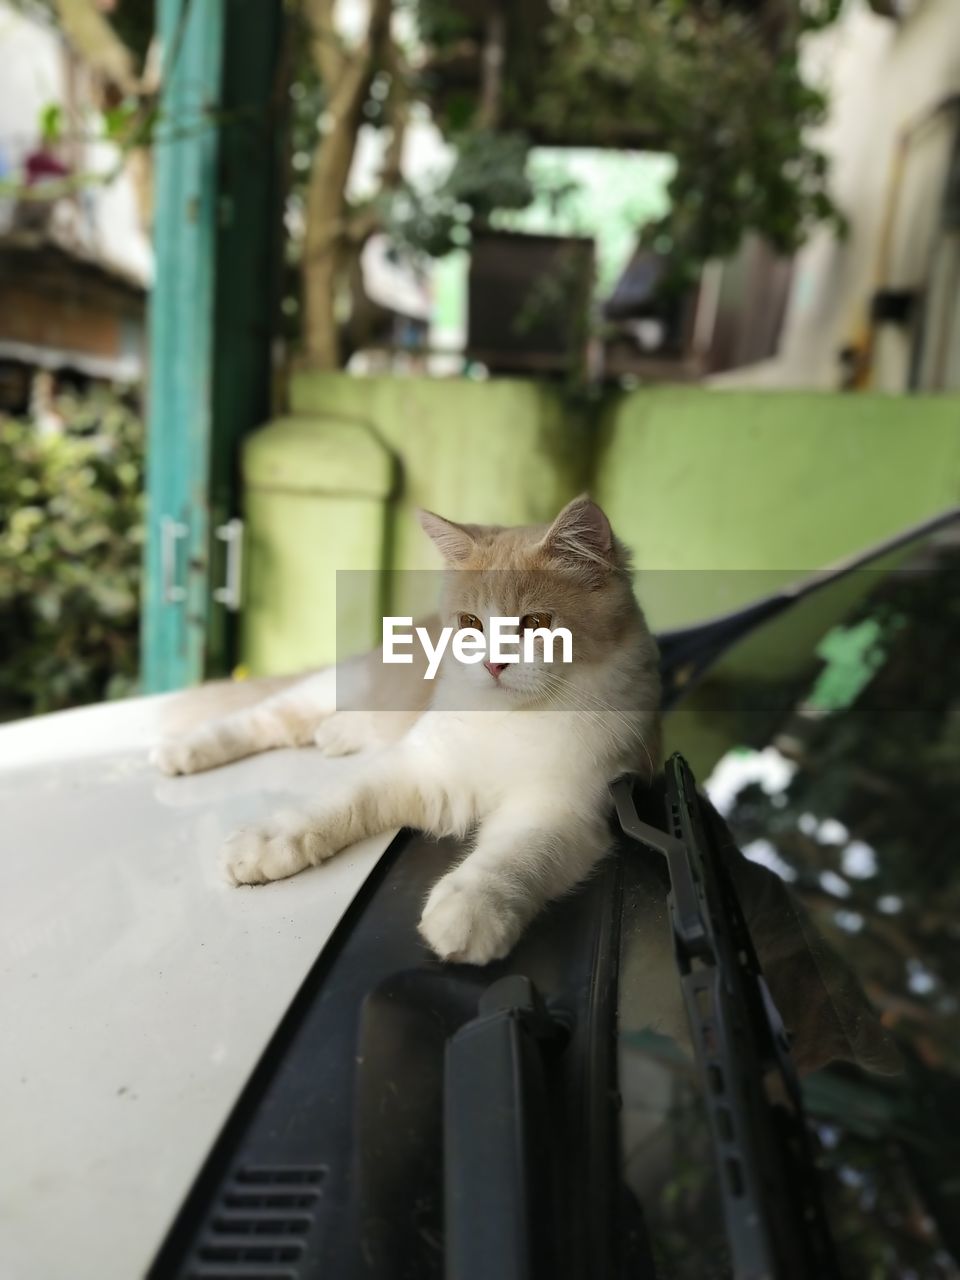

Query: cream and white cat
[{"left": 152, "top": 496, "right": 662, "bottom": 964}]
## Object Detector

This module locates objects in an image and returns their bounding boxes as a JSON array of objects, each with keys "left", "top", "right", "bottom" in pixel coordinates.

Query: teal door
[{"left": 142, "top": 0, "right": 284, "bottom": 692}]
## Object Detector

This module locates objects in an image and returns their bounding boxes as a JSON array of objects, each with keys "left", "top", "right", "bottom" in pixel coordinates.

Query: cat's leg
[
  {"left": 311, "top": 625, "right": 438, "bottom": 756},
  {"left": 152, "top": 669, "right": 337, "bottom": 776},
  {"left": 154, "top": 621, "right": 438, "bottom": 775},
  {"left": 312, "top": 708, "right": 423, "bottom": 758},
  {"left": 221, "top": 747, "right": 454, "bottom": 886},
  {"left": 418, "top": 792, "right": 611, "bottom": 965}
]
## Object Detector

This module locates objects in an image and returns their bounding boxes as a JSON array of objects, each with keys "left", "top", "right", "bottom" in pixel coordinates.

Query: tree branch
[
  {"left": 303, "top": 0, "right": 346, "bottom": 89},
  {"left": 54, "top": 0, "right": 137, "bottom": 93},
  {"left": 301, "top": 0, "right": 394, "bottom": 366},
  {"left": 477, "top": 4, "right": 506, "bottom": 131},
  {"left": 380, "top": 38, "right": 409, "bottom": 191}
]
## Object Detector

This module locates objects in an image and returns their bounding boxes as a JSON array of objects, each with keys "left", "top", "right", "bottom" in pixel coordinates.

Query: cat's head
[{"left": 418, "top": 496, "right": 644, "bottom": 705}]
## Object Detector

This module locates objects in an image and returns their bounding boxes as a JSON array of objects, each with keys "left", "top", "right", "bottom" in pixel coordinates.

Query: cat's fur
[{"left": 152, "top": 496, "right": 662, "bottom": 964}]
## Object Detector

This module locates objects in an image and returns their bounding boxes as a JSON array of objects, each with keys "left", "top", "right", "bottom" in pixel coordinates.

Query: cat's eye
[
  {"left": 521, "top": 613, "right": 553, "bottom": 632},
  {"left": 458, "top": 613, "right": 483, "bottom": 632}
]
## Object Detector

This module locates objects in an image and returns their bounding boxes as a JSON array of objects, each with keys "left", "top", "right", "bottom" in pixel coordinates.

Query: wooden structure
[{"left": 0, "top": 234, "right": 144, "bottom": 411}]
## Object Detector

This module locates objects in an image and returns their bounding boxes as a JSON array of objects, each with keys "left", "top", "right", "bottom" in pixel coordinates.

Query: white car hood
[{"left": 0, "top": 695, "right": 394, "bottom": 1280}]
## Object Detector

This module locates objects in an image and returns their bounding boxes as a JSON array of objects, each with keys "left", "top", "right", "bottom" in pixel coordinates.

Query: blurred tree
[
  {"left": 293, "top": 0, "right": 847, "bottom": 363},
  {"left": 10, "top": 0, "right": 848, "bottom": 365},
  {"left": 533, "top": 1, "right": 845, "bottom": 292},
  {"left": 298, "top": 0, "right": 396, "bottom": 367}
]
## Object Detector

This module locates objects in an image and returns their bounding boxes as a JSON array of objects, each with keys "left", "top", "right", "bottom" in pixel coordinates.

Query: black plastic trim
[{"left": 148, "top": 827, "right": 630, "bottom": 1280}]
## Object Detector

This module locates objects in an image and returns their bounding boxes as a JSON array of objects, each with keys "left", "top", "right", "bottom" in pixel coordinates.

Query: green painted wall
[
  {"left": 240, "top": 375, "right": 960, "bottom": 676},
  {"left": 241, "top": 416, "right": 396, "bottom": 673},
  {"left": 596, "top": 389, "right": 960, "bottom": 630},
  {"left": 289, "top": 373, "right": 581, "bottom": 548}
]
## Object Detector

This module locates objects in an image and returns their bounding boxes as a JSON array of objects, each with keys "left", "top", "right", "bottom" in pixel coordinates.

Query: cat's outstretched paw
[
  {"left": 313, "top": 710, "right": 418, "bottom": 757},
  {"left": 151, "top": 735, "right": 220, "bottom": 776},
  {"left": 313, "top": 712, "right": 370, "bottom": 758},
  {"left": 418, "top": 872, "right": 523, "bottom": 965},
  {"left": 313, "top": 711, "right": 412, "bottom": 757},
  {"left": 221, "top": 810, "right": 331, "bottom": 885}
]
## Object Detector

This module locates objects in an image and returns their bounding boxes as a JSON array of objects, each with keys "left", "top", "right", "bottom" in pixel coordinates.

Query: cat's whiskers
[
  {"left": 537, "top": 673, "right": 622, "bottom": 743},
  {"left": 537, "top": 668, "right": 656, "bottom": 777},
  {"left": 535, "top": 681, "right": 608, "bottom": 767},
  {"left": 536, "top": 676, "right": 629, "bottom": 764}
]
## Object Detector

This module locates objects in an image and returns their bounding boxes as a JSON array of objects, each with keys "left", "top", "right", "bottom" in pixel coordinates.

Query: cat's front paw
[
  {"left": 313, "top": 712, "right": 369, "bottom": 758},
  {"left": 418, "top": 872, "right": 523, "bottom": 965},
  {"left": 221, "top": 810, "right": 331, "bottom": 885},
  {"left": 151, "top": 734, "right": 220, "bottom": 776},
  {"left": 314, "top": 709, "right": 417, "bottom": 757}
]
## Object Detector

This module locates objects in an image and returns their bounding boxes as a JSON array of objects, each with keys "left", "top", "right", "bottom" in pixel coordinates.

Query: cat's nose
[{"left": 484, "top": 661, "right": 507, "bottom": 679}]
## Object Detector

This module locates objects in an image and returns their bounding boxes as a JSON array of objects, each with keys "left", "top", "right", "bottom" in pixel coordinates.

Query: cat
[{"left": 152, "top": 496, "right": 663, "bottom": 965}]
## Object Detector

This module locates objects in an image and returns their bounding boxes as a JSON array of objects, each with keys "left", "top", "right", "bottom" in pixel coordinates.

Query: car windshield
[{"left": 618, "top": 525, "right": 960, "bottom": 1279}]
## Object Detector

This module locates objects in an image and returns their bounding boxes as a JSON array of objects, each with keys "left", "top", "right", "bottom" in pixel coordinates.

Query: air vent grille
[{"left": 185, "top": 1166, "right": 326, "bottom": 1280}]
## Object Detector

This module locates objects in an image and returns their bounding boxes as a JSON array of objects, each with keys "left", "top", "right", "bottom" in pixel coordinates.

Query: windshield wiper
[{"left": 612, "top": 754, "right": 839, "bottom": 1280}]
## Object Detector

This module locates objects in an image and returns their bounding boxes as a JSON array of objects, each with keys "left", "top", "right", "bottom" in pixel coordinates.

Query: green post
[{"left": 142, "top": 0, "right": 285, "bottom": 692}]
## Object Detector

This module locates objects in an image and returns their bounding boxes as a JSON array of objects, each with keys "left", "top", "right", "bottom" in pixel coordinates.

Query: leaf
[{"left": 39, "top": 102, "right": 62, "bottom": 143}]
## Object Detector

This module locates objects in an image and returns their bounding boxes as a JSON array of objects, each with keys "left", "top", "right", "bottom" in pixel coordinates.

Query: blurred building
[
  {"left": 601, "top": 237, "right": 795, "bottom": 383},
  {"left": 713, "top": 0, "right": 960, "bottom": 392},
  {"left": 0, "top": 233, "right": 145, "bottom": 414},
  {"left": 0, "top": 1, "right": 151, "bottom": 411}
]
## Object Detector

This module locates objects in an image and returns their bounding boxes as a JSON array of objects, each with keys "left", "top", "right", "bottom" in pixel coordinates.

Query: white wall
[{"left": 713, "top": 0, "right": 960, "bottom": 391}]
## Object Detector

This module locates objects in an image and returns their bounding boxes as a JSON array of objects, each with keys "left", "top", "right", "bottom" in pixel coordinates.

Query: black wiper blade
[{"left": 612, "top": 755, "right": 839, "bottom": 1280}]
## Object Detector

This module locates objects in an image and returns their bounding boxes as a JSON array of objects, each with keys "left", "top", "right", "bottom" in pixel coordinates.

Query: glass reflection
[{"left": 621, "top": 538, "right": 960, "bottom": 1278}]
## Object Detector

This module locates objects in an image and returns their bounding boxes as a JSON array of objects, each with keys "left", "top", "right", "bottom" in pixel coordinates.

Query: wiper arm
[{"left": 612, "top": 755, "right": 839, "bottom": 1280}]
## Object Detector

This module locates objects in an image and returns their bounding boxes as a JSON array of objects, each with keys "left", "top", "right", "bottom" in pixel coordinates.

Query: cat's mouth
[
  {"left": 484, "top": 661, "right": 540, "bottom": 696},
  {"left": 484, "top": 664, "right": 556, "bottom": 706}
]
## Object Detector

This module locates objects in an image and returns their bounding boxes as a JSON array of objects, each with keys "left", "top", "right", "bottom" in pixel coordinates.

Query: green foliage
[
  {"left": 798, "top": 0, "right": 846, "bottom": 33},
  {"left": 102, "top": 98, "right": 151, "bottom": 144},
  {"left": 530, "top": 0, "right": 846, "bottom": 291},
  {"left": 39, "top": 101, "right": 62, "bottom": 143},
  {"left": 386, "top": 130, "right": 541, "bottom": 257},
  {"left": 400, "top": 0, "right": 845, "bottom": 293},
  {"left": 401, "top": 0, "right": 472, "bottom": 48},
  {"left": 0, "top": 391, "right": 144, "bottom": 719}
]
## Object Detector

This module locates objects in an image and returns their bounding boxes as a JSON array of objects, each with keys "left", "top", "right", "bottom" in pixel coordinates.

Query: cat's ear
[
  {"left": 540, "top": 495, "right": 615, "bottom": 572},
  {"left": 418, "top": 509, "right": 478, "bottom": 565}
]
